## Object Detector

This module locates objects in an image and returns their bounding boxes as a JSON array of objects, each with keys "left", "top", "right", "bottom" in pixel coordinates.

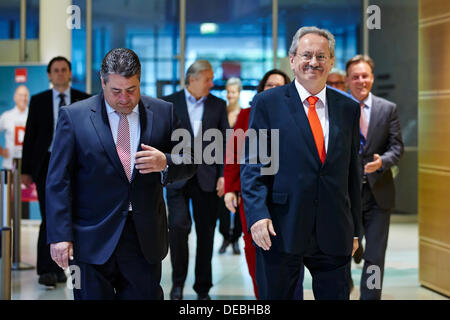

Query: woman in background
[{"left": 218, "top": 77, "right": 243, "bottom": 255}]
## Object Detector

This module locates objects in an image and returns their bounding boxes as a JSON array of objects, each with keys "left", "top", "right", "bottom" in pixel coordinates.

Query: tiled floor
[{"left": 6, "top": 214, "right": 449, "bottom": 300}]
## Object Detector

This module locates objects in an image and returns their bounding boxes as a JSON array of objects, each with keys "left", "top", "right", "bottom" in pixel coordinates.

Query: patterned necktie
[
  {"left": 116, "top": 112, "right": 131, "bottom": 181},
  {"left": 307, "top": 96, "right": 326, "bottom": 164},
  {"left": 58, "top": 93, "right": 66, "bottom": 108},
  {"left": 360, "top": 103, "right": 369, "bottom": 139}
]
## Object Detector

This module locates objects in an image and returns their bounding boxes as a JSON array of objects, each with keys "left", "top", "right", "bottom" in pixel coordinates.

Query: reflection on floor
[{"left": 9, "top": 214, "right": 449, "bottom": 300}]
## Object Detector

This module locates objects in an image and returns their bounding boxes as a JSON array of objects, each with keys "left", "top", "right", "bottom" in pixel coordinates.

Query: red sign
[
  {"left": 15, "top": 68, "right": 27, "bottom": 83},
  {"left": 14, "top": 126, "right": 26, "bottom": 146}
]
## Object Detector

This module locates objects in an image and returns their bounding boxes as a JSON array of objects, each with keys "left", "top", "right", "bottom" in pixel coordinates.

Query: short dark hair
[
  {"left": 100, "top": 48, "right": 141, "bottom": 83},
  {"left": 345, "top": 54, "right": 375, "bottom": 74},
  {"left": 257, "top": 69, "right": 291, "bottom": 93},
  {"left": 47, "top": 56, "right": 71, "bottom": 73}
]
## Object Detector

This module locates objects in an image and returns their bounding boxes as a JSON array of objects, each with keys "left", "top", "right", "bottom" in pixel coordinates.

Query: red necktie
[
  {"left": 307, "top": 96, "right": 326, "bottom": 164},
  {"left": 116, "top": 112, "right": 131, "bottom": 181}
]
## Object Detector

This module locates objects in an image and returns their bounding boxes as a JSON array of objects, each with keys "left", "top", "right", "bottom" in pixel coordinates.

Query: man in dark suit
[
  {"left": 21, "top": 56, "right": 90, "bottom": 287},
  {"left": 45, "top": 48, "right": 196, "bottom": 300},
  {"left": 162, "top": 60, "right": 229, "bottom": 300},
  {"left": 241, "top": 26, "right": 361, "bottom": 300},
  {"left": 345, "top": 54, "right": 403, "bottom": 300}
]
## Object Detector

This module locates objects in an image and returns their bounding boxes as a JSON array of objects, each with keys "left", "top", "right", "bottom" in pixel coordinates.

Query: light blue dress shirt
[{"left": 184, "top": 88, "right": 206, "bottom": 137}]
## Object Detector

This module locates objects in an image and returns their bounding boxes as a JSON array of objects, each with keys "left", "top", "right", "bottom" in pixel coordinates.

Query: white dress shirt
[
  {"left": 105, "top": 100, "right": 140, "bottom": 211},
  {"left": 105, "top": 100, "right": 141, "bottom": 177},
  {"left": 294, "top": 79, "right": 329, "bottom": 152},
  {"left": 184, "top": 88, "right": 206, "bottom": 137}
]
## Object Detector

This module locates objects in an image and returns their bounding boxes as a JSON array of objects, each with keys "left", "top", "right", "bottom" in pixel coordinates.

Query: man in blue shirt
[{"left": 162, "top": 60, "right": 229, "bottom": 300}]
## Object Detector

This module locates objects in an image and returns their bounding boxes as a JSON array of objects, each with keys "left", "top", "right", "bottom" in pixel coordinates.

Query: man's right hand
[
  {"left": 50, "top": 241, "right": 74, "bottom": 269},
  {"left": 250, "top": 218, "right": 276, "bottom": 251},
  {"left": 21, "top": 174, "right": 33, "bottom": 188},
  {"left": 224, "top": 192, "right": 240, "bottom": 213}
]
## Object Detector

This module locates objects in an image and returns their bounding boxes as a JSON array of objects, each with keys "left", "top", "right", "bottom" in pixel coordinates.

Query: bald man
[{"left": 0, "top": 85, "right": 30, "bottom": 169}]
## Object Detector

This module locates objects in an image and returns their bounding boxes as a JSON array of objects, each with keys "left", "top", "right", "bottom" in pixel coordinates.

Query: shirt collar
[
  {"left": 53, "top": 87, "right": 70, "bottom": 99},
  {"left": 362, "top": 92, "right": 373, "bottom": 109},
  {"left": 294, "top": 79, "right": 327, "bottom": 107},
  {"left": 185, "top": 88, "right": 207, "bottom": 105},
  {"left": 104, "top": 98, "right": 139, "bottom": 115}
]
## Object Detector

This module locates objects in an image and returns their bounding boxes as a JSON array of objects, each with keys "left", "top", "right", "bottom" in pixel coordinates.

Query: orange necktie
[{"left": 307, "top": 96, "right": 326, "bottom": 163}]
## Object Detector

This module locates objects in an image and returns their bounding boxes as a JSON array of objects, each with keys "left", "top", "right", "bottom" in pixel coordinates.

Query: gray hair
[
  {"left": 100, "top": 48, "right": 141, "bottom": 83},
  {"left": 186, "top": 60, "right": 213, "bottom": 85},
  {"left": 225, "top": 77, "right": 242, "bottom": 91},
  {"left": 329, "top": 68, "right": 346, "bottom": 77},
  {"left": 289, "top": 26, "right": 335, "bottom": 58}
]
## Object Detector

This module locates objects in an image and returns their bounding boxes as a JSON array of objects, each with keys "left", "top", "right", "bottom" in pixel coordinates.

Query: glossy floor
[{"left": 9, "top": 214, "right": 449, "bottom": 300}]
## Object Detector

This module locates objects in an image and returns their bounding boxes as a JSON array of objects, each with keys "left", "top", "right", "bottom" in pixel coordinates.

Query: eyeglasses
[
  {"left": 296, "top": 52, "right": 330, "bottom": 63},
  {"left": 327, "top": 81, "right": 345, "bottom": 86}
]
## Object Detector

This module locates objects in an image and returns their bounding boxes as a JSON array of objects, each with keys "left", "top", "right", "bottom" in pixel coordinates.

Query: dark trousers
[
  {"left": 217, "top": 197, "right": 242, "bottom": 243},
  {"left": 166, "top": 178, "right": 218, "bottom": 295},
  {"left": 359, "top": 184, "right": 391, "bottom": 300},
  {"left": 255, "top": 232, "right": 351, "bottom": 300},
  {"left": 72, "top": 215, "right": 163, "bottom": 300},
  {"left": 35, "top": 152, "right": 61, "bottom": 275}
]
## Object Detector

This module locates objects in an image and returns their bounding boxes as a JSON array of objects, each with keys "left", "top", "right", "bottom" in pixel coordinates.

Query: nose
[{"left": 309, "top": 55, "right": 320, "bottom": 66}]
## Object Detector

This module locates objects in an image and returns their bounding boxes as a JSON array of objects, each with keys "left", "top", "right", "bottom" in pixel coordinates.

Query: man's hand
[
  {"left": 216, "top": 177, "right": 224, "bottom": 197},
  {"left": 364, "top": 153, "right": 382, "bottom": 174},
  {"left": 224, "top": 192, "right": 240, "bottom": 213},
  {"left": 21, "top": 174, "right": 33, "bottom": 188},
  {"left": 352, "top": 238, "right": 359, "bottom": 257},
  {"left": 50, "top": 241, "right": 73, "bottom": 269},
  {"left": 135, "top": 144, "right": 167, "bottom": 174},
  {"left": 250, "top": 218, "right": 276, "bottom": 251}
]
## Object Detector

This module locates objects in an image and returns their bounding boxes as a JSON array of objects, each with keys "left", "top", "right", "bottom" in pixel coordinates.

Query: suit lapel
[
  {"left": 202, "top": 94, "right": 213, "bottom": 130},
  {"left": 324, "top": 88, "right": 339, "bottom": 167},
  {"left": 90, "top": 93, "right": 129, "bottom": 183},
  {"left": 176, "top": 91, "right": 194, "bottom": 136},
  {"left": 285, "top": 82, "right": 321, "bottom": 164},
  {"left": 131, "top": 100, "right": 153, "bottom": 181}
]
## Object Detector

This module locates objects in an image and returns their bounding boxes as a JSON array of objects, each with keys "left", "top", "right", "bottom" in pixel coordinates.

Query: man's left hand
[
  {"left": 364, "top": 153, "right": 382, "bottom": 174},
  {"left": 135, "top": 144, "right": 167, "bottom": 174},
  {"left": 216, "top": 177, "right": 224, "bottom": 197}
]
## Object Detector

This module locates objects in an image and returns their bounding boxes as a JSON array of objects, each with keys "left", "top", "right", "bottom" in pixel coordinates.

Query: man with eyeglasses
[
  {"left": 327, "top": 69, "right": 347, "bottom": 92},
  {"left": 345, "top": 54, "right": 403, "bottom": 300},
  {"left": 241, "top": 26, "right": 362, "bottom": 300}
]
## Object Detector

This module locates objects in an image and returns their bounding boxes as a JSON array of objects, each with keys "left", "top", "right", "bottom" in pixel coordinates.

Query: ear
[{"left": 101, "top": 77, "right": 106, "bottom": 90}]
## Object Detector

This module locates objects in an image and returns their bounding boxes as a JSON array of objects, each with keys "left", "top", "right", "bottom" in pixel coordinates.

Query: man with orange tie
[
  {"left": 345, "top": 55, "right": 403, "bottom": 300},
  {"left": 240, "top": 26, "right": 362, "bottom": 300}
]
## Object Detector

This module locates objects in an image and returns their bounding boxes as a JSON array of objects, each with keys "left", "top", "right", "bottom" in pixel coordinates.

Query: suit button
[{"left": 314, "top": 200, "right": 319, "bottom": 206}]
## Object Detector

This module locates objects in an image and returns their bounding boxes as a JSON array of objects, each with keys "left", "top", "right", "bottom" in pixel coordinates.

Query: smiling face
[
  {"left": 289, "top": 33, "right": 335, "bottom": 94},
  {"left": 14, "top": 85, "right": 29, "bottom": 112},
  {"left": 346, "top": 61, "right": 374, "bottom": 103},
  {"left": 101, "top": 74, "right": 140, "bottom": 114}
]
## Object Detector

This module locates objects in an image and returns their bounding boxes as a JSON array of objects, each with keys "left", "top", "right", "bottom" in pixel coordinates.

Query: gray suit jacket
[{"left": 361, "top": 94, "right": 404, "bottom": 210}]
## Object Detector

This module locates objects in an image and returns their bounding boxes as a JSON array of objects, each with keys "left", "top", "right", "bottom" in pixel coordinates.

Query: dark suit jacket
[
  {"left": 45, "top": 93, "right": 196, "bottom": 265},
  {"left": 361, "top": 94, "right": 404, "bottom": 210},
  {"left": 22, "top": 88, "right": 90, "bottom": 183},
  {"left": 241, "top": 82, "right": 362, "bottom": 257},
  {"left": 162, "top": 90, "right": 229, "bottom": 192}
]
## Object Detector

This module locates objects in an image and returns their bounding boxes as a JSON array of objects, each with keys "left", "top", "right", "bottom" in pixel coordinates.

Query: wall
[{"left": 418, "top": 0, "right": 450, "bottom": 297}]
